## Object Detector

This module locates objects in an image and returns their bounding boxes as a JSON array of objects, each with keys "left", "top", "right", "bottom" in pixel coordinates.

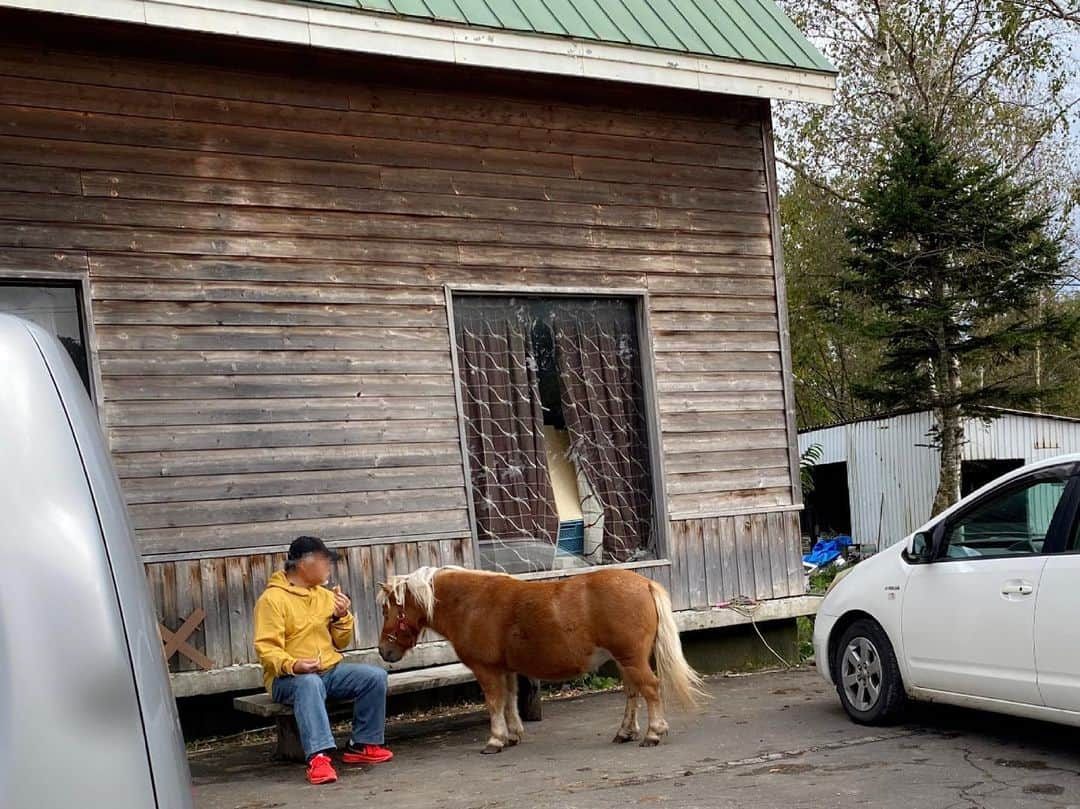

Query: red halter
[{"left": 388, "top": 610, "right": 421, "bottom": 642}]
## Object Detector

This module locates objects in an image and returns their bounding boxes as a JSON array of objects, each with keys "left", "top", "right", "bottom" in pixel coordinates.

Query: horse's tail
[{"left": 649, "top": 580, "right": 708, "bottom": 710}]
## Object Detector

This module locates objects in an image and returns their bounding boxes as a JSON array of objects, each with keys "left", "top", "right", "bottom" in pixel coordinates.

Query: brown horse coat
[{"left": 378, "top": 566, "right": 705, "bottom": 753}]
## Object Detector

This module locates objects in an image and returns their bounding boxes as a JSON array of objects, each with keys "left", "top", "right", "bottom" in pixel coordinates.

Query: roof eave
[
  {"left": 2, "top": 0, "right": 837, "bottom": 104},
  {"left": 799, "top": 406, "right": 1080, "bottom": 434}
]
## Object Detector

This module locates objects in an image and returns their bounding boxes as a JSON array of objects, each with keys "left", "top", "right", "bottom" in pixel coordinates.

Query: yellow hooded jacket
[{"left": 253, "top": 570, "right": 355, "bottom": 693}]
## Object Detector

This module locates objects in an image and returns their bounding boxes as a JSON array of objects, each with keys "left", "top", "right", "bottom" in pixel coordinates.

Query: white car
[{"left": 814, "top": 455, "right": 1080, "bottom": 727}]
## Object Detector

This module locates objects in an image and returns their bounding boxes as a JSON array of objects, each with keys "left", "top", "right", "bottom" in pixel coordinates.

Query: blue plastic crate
[{"left": 556, "top": 519, "right": 585, "bottom": 556}]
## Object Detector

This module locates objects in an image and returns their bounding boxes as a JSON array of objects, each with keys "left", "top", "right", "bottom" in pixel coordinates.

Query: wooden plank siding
[
  {"left": 664, "top": 511, "right": 804, "bottom": 612},
  {"left": 0, "top": 20, "right": 805, "bottom": 679},
  {"left": 148, "top": 512, "right": 802, "bottom": 672},
  {"left": 149, "top": 539, "right": 472, "bottom": 672},
  {"left": 147, "top": 512, "right": 804, "bottom": 674}
]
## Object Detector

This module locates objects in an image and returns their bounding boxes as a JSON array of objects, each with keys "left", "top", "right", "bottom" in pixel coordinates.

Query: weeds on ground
[
  {"left": 797, "top": 616, "right": 815, "bottom": 662},
  {"left": 807, "top": 563, "right": 849, "bottom": 594},
  {"left": 799, "top": 559, "right": 861, "bottom": 662},
  {"left": 543, "top": 672, "right": 621, "bottom": 696}
]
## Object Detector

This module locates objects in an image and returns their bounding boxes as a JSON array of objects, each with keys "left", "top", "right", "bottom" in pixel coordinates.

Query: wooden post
[
  {"left": 274, "top": 716, "right": 307, "bottom": 763},
  {"left": 517, "top": 675, "right": 542, "bottom": 722}
]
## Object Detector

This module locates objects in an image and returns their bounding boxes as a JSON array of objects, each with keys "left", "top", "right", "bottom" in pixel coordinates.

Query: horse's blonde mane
[
  {"left": 377, "top": 566, "right": 447, "bottom": 619},
  {"left": 377, "top": 565, "right": 509, "bottom": 619}
]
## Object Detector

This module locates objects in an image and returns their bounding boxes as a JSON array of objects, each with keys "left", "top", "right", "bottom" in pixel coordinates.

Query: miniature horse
[{"left": 377, "top": 566, "right": 706, "bottom": 754}]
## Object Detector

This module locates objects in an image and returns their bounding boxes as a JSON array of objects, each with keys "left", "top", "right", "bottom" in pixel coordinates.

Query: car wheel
[{"left": 833, "top": 618, "right": 906, "bottom": 725}]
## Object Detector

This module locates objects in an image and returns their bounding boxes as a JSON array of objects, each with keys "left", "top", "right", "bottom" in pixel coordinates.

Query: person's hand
[
  {"left": 292, "top": 658, "right": 320, "bottom": 674},
  {"left": 332, "top": 585, "right": 351, "bottom": 618}
]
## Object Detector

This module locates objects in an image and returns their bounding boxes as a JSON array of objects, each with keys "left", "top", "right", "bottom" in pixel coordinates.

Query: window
[
  {"left": 961, "top": 459, "right": 1024, "bottom": 497},
  {"left": 0, "top": 282, "right": 91, "bottom": 394},
  {"left": 452, "top": 294, "right": 657, "bottom": 574},
  {"left": 942, "top": 474, "right": 1069, "bottom": 558}
]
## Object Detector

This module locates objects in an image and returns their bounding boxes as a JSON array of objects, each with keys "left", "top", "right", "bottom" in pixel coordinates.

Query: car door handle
[{"left": 1001, "top": 582, "right": 1034, "bottom": 596}]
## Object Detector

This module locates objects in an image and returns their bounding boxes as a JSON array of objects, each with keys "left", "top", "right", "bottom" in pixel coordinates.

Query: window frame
[
  {"left": 1047, "top": 471, "right": 1080, "bottom": 556},
  {"left": 444, "top": 284, "right": 671, "bottom": 572},
  {"left": 0, "top": 270, "right": 103, "bottom": 415},
  {"left": 926, "top": 464, "right": 1080, "bottom": 563}
]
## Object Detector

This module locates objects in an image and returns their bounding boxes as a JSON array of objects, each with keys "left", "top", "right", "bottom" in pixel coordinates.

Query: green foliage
[
  {"left": 800, "top": 443, "right": 823, "bottom": 494},
  {"left": 774, "top": 0, "right": 1079, "bottom": 430},
  {"left": 843, "top": 116, "right": 1076, "bottom": 417},
  {"left": 797, "top": 616, "right": 815, "bottom": 662},
  {"left": 808, "top": 563, "right": 849, "bottom": 595},
  {"left": 543, "top": 672, "right": 620, "bottom": 695},
  {"left": 782, "top": 175, "right": 880, "bottom": 428},
  {"left": 579, "top": 673, "right": 620, "bottom": 691}
]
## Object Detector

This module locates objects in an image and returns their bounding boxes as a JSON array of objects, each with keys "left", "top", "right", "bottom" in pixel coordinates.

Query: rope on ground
[{"left": 716, "top": 596, "right": 796, "bottom": 670}]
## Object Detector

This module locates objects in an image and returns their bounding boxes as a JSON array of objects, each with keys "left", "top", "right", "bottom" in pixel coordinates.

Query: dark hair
[{"left": 285, "top": 535, "right": 334, "bottom": 570}]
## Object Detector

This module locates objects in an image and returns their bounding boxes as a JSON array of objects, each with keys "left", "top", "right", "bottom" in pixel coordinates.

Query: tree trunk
[{"left": 932, "top": 355, "right": 964, "bottom": 514}]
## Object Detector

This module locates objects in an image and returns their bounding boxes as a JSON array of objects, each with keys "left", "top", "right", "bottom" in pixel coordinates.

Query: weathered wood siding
[
  {"left": 0, "top": 17, "right": 803, "bottom": 679},
  {"left": 666, "top": 512, "right": 803, "bottom": 612},
  {"left": 146, "top": 537, "right": 474, "bottom": 673}
]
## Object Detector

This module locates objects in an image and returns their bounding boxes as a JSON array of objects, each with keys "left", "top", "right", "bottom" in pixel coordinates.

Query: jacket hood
[{"left": 267, "top": 570, "right": 319, "bottom": 596}]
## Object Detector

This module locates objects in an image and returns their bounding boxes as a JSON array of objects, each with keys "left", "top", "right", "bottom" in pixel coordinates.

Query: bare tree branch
[{"left": 775, "top": 155, "right": 861, "bottom": 204}]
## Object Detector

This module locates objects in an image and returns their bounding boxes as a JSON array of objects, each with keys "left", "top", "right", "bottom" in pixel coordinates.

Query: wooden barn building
[{"left": 0, "top": 0, "right": 835, "bottom": 697}]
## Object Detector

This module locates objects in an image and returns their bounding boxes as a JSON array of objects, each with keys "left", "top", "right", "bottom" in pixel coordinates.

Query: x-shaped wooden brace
[{"left": 159, "top": 608, "right": 215, "bottom": 671}]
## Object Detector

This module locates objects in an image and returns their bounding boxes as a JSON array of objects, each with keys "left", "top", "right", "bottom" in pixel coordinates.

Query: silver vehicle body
[{"left": 0, "top": 314, "right": 193, "bottom": 808}]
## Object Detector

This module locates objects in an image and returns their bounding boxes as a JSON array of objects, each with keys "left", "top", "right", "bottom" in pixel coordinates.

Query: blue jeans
[{"left": 272, "top": 663, "right": 389, "bottom": 759}]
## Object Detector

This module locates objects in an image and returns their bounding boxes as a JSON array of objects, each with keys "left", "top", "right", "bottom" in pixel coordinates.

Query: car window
[{"left": 942, "top": 476, "right": 1068, "bottom": 559}]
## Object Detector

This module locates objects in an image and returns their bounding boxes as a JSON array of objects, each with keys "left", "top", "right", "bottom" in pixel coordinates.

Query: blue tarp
[{"left": 803, "top": 535, "right": 853, "bottom": 567}]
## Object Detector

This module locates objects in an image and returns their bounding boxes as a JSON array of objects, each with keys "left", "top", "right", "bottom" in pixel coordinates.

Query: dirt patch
[
  {"left": 995, "top": 759, "right": 1049, "bottom": 770},
  {"left": 1023, "top": 783, "right": 1065, "bottom": 795},
  {"left": 743, "top": 763, "right": 817, "bottom": 776},
  {"left": 820, "top": 761, "right": 887, "bottom": 773}
]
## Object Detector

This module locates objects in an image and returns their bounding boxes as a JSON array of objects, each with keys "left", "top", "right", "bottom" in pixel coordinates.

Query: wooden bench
[{"left": 234, "top": 663, "right": 477, "bottom": 761}]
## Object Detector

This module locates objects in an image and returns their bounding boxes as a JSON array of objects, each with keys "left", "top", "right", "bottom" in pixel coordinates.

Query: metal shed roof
[{"left": 302, "top": 0, "right": 836, "bottom": 72}]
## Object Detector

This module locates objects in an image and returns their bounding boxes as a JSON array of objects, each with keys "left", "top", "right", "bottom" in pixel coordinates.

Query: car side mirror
[{"left": 906, "top": 531, "right": 934, "bottom": 563}]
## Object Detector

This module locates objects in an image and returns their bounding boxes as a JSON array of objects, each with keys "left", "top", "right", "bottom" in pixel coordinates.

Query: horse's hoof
[
  {"left": 481, "top": 744, "right": 504, "bottom": 755},
  {"left": 639, "top": 737, "right": 661, "bottom": 748},
  {"left": 612, "top": 732, "right": 639, "bottom": 744},
  {"left": 506, "top": 737, "right": 520, "bottom": 747}
]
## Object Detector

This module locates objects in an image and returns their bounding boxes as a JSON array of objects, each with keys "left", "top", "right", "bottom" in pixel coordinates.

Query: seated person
[{"left": 254, "top": 535, "right": 393, "bottom": 784}]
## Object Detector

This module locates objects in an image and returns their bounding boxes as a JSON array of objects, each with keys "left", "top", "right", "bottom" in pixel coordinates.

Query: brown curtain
[
  {"left": 456, "top": 314, "right": 559, "bottom": 559},
  {"left": 555, "top": 316, "right": 653, "bottom": 562}
]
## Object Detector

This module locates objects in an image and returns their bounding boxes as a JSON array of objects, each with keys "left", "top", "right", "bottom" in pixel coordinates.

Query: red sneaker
[
  {"left": 306, "top": 753, "right": 338, "bottom": 785},
  {"left": 342, "top": 744, "right": 394, "bottom": 765}
]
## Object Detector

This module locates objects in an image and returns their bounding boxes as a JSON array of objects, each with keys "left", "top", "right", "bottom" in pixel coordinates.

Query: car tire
[{"left": 833, "top": 618, "right": 906, "bottom": 725}]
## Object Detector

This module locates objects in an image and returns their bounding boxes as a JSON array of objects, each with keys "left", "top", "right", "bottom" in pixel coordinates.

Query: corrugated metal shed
[
  {"left": 285, "top": 0, "right": 836, "bottom": 71},
  {"left": 799, "top": 409, "right": 1080, "bottom": 550}
]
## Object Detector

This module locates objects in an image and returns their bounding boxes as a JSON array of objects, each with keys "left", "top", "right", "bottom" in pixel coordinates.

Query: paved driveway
[{"left": 191, "top": 667, "right": 1080, "bottom": 808}]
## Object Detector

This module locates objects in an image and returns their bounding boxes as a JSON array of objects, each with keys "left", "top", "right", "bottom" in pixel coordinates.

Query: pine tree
[{"left": 843, "top": 116, "right": 1075, "bottom": 514}]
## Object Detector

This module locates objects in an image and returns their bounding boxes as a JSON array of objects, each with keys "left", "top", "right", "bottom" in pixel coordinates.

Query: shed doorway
[
  {"left": 961, "top": 459, "right": 1025, "bottom": 497},
  {"left": 802, "top": 461, "right": 851, "bottom": 542}
]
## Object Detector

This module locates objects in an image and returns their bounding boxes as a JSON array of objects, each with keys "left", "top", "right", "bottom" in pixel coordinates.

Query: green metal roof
[{"left": 302, "top": 0, "right": 835, "bottom": 73}]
